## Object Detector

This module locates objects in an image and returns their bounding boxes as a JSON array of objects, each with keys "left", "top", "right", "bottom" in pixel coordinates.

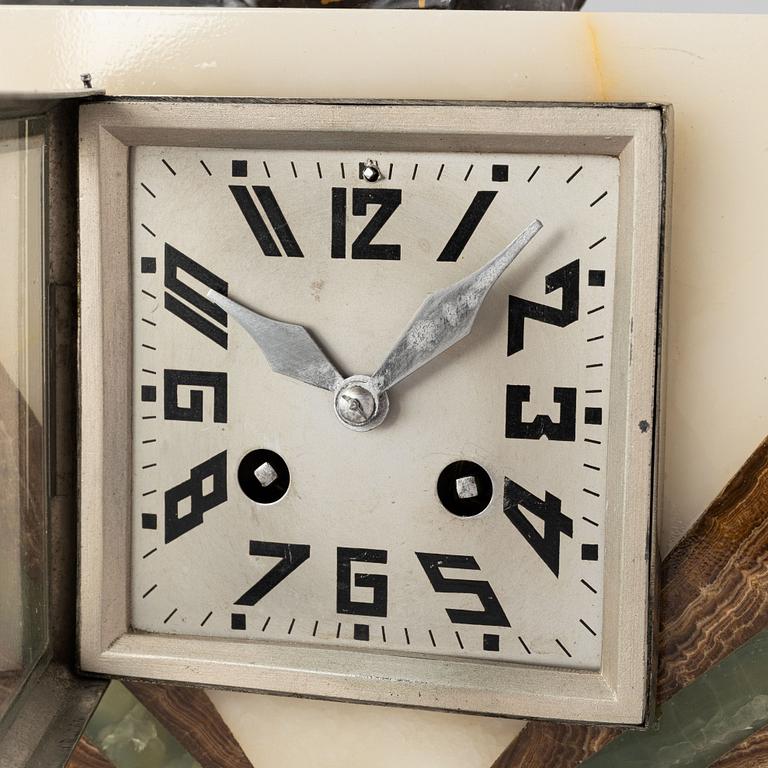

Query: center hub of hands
[{"left": 334, "top": 375, "right": 389, "bottom": 432}]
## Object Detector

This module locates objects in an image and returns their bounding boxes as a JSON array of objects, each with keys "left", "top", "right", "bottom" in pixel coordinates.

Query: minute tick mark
[
  {"left": 141, "top": 223, "right": 156, "bottom": 238},
  {"left": 590, "top": 191, "right": 608, "bottom": 207},
  {"left": 141, "top": 183, "right": 156, "bottom": 198},
  {"left": 142, "top": 584, "right": 157, "bottom": 599},
  {"left": 527, "top": 165, "right": 540, "bottom": 182},
  {"left": 163, "top": 608, "right": 178, "bottom": 624},
  {"left": 436, "top": 163, "right": 445, "bottom": 181},
  {"left": 580, "top": 619, "right": 597, "bottom": 636},
  {"left": 201, "top": 611, "right": 213, "bottom": 627},
  {"left": 587, "top": 305, "right": 605, "bottom": 315},
  {"left": 566, "top": 166, "right": 583, "bottom": 184},
  {"left": 589, "top": 236, "right": 607, "bottom": 250},
  {"left": 142, "top": 548, "right": 157, "bottom": 559},
  {"left": 161, "top": 159, "right": 176, "bottom": 176},
  {"left": 200, "top": 160, "right": 212, "bottom": 176},
  {"left": 581, "top": 579, "right": 597, "bottom": 594},
  {"left": 555, "top": 638, "right": 572, "bottom": 657},
  {"left": 518, "top": 636, "right": 531, "bottom": 654},
  {"left": 463, "top": 164, "right": 474, "bottom": 182}
]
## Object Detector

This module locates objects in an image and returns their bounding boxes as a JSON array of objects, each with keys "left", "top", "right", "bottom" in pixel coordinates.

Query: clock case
[{"left": 70, "top": 98, "right": 668, "bottom": 728}]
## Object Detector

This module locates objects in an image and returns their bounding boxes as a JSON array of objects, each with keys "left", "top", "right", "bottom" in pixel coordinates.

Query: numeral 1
[{"left": 436, "top": 191, "right": 497, "bottom": 262}]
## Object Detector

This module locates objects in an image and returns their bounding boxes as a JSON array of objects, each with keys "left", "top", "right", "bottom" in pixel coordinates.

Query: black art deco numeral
[
  {"left": 164, "top": 451, "right": 227, "bottom": 544},
  {"left": 436, "top": 191, "right": 497, "bottom": 262},
  {"left": 164, "top": 369, "right": 227, "bottom": 423},
  {"left": 416, "top": 553, "right": 510, "bottom": 627},
  {"left": 506, "top": 385, "right": 577, "bottom": 441},
  {"left": 503, "top": 478, "right": 573, "bottom": 577},
  {"left": 230, "top": 185, "right": 305, "bottom": 258},
  {"left": 234, "top": 541, "right": 311, "bottom": 606},
  {"left": 336, "top": 547, "right": 388, "bottom": 617},
  {"left": 331, "top": 187, "right": 402, "bottom": 260},
  {"left": 164, "top": 243, "right": 228, "bottom": 348},
  {"left": 507, "top": 260, "right": 580, "bottom": 355}
]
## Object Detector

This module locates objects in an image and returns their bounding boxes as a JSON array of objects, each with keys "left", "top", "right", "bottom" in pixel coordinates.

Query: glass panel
[
  {"left": 84, "top": 682, "right": 201, "bottom": 768},
  {"left": 0, "top": 115, "right": 48, "bottom": 723}
]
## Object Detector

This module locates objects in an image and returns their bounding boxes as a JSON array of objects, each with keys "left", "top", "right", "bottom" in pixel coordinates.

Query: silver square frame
[{"left": 78, "top": 99, "right": 669, "bottom": 725}]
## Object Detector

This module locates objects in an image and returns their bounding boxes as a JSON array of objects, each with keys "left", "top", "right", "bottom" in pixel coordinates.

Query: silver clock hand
[
  {"left": 207, "top": 290, "right": 344, "bottom": 392},
  {"left": 372, "top": 219, "right": 543, "bottom": 393}
]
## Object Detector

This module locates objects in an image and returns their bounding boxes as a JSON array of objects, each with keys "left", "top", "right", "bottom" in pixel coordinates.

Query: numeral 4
[{"left": 503, "top": 478, "right": 573, "bottom": 577}]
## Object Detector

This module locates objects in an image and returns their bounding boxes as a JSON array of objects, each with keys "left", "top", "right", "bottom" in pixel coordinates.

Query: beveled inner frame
[{"left": 78, "top": 99, "right": 667, "bottom": 725}]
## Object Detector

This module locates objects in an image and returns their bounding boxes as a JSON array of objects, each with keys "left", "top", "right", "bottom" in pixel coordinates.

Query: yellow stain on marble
[{"left": 585, "top": 16, "right": 608, "bottom": 102}]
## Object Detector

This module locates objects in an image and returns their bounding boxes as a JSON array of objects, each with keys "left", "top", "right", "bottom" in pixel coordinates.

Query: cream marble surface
[{"left": 2, "top": 8, "right": 767, "bottom": 767}]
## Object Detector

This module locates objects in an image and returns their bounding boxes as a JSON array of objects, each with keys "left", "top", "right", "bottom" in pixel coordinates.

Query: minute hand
[{"left": 372, "top": 219, "right": 543, "bottom": 393}]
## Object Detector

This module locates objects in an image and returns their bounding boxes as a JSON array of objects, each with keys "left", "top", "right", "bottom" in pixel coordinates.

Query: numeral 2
[
  {"left": 164, "top": 244, "right": 228, "bottom": 348},
  {"left": 507, "top": 260, "right": 579, "bottom": 355},
  {"left": 416, "top": 552, "right": 510, "bottom": 627},
  {"left": 331, "top": 187, "right": 402, "bottom": 260},
  {"left": 503, "top": 478, "right": 573, "bottom": 577},
  {"left": 235, "top": 541, "right": 311, "bottom": 606},
  {"left": 164, "top": 451, "right": 227, "bottom": 544}
]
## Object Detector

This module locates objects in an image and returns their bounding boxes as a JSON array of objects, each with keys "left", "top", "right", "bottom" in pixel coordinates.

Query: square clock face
[{"left": 79, "top": 100, "right": 667, "bottom": 724}]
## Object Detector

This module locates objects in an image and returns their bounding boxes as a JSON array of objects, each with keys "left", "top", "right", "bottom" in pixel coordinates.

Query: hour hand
[{"left": 207, "top": 290, "right": 343, "bottom": 392}]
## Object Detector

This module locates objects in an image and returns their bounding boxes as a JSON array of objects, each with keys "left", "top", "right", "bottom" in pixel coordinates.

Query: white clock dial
[{"left": 130, "top": 146, "right": 618, "bottom": 671}]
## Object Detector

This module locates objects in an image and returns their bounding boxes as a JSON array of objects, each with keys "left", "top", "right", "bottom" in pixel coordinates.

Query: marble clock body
[{"left": 79, "top": 100, "right": 667, "bottom": 725}]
